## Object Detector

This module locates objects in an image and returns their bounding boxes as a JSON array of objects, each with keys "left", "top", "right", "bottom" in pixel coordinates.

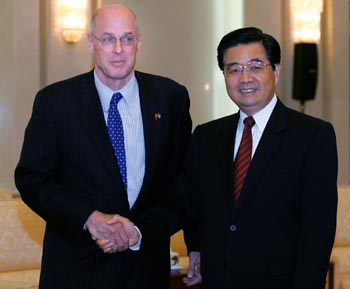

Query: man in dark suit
[
  {"left": 14, "top": 3, "right": 191, "bottom": 289},
  {"left": 109, "top": 27, "right": 338, "bottom": 289}
]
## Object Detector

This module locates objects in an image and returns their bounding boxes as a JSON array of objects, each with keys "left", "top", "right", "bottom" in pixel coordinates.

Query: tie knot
[
  {"left": 244, "top": 116, "right": 255, "bottom": 129},
  {"left": 111, "top": 92, "right": 123, "bottom": 104}
]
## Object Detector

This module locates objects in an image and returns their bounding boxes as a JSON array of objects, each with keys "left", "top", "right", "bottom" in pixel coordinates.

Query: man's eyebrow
[
  {"left": 225, "top": 61, "right": 239, "bottom": 68},
  {"left": 249, "top": 57, "right": 264, "bottom": 62}
]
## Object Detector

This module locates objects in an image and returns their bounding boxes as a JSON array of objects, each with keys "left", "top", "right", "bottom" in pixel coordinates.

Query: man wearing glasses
[
  {"left": 15, "top": 3, "right": 191, "bottom": 289},
  {"left": 105, "top": 27, "right": 338, "bottom": 289}
]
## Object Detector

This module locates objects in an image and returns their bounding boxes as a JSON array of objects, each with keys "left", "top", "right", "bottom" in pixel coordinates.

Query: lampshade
[
  {"left": 291, "top": 0, "right": 323, "bottom": 43},
  {"left": 59, "top": 0, "right": 88, "bottom": 43}
]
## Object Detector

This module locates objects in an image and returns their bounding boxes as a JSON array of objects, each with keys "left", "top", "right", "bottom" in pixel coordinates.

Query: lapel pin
[{"left": 154, "top": 113, "right": 161, "bottom": 120}]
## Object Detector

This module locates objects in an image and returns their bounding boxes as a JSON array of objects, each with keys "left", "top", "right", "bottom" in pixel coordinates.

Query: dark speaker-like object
[{"left": 292, "top": 43, "right": 318, "bottom": 112}]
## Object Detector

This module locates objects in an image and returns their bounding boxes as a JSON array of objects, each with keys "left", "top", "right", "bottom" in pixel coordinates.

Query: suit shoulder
[
  {"left": 279, "top": 105, "right": 336, "bottom": 144},
  {"left": 38, "top": 71, "right": 92, "bottom": 95},
  {"left": 284, "top": 106, "right": 332, "bottom": 128},
  {"left": 33, "top": 72, "right": 94, "bottom": 109},
  {"left": 135, "top": 71, "right": 187, "bottom": 91},
  {"left": 195, "top": 114, "right": 235, "bottom": 134}
]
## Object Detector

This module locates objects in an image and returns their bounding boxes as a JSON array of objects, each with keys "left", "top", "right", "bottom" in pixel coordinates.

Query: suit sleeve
[
  {"left": 166, "top": 83, "right": 192, "bottom": 182},
  {"left": 293, "top": 122, "right": 338, "bottom": 289},
  {"left": 14, "top": 90, "right": 94, "bottom": 243},
  {"left": 136, "top": 125, "right": 202, "bottom": 251},
  {"left": 167, "top": 84, "right": 198, "bottom": 253}
]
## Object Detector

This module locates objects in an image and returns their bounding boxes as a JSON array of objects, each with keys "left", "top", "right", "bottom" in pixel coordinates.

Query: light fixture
[
  {"left": 59, "top": 0, "right": 88, "bottom": 43},
  {"left": 291, "top": 0, "right": 323, "bottom": 43},
  {"left": 291, "top": 0, "right": 323, "bottom": 112}
]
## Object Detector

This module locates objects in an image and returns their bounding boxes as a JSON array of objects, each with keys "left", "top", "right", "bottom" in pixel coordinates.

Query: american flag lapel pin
[{"left": 154, "top": 113, "right": 161, "bottom": 120}]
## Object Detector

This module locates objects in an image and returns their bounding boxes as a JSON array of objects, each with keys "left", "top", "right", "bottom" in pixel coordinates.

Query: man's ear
[
  {"left": 136, "top": 33, "right": 142, "bottom": 52},
  {"left": 87, "top": 34, "right": 95, "bottom": 54},
  {"left": 274, "top": 64, "right": 281, "bottom": 85}
]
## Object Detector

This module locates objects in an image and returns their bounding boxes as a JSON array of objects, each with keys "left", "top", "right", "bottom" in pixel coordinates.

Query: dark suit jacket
[
  {"left": 14, "top": 70, "right": 192, "bottom": 289},
  {"left": 140, "top": 99, "right": 338, "bottom": 289}
]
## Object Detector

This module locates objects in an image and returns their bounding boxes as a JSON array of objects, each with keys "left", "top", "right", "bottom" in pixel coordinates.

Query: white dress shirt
[
  {"left": 234, "top": 95, "right": 278, "bottom": 160},
  {"left": 94, "top": 71, "right": 145, "bottom": 208}
]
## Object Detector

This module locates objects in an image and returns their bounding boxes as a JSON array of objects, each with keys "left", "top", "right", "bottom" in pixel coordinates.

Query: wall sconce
[
  {"left": 291, "top": 0, "right": 323, "bottom": 43},
  {"left": 59, "top": 0, "right": 88, "bottom": 43},
  {"left": 291, "top": 0, "right": 323, "bottom": 112}
]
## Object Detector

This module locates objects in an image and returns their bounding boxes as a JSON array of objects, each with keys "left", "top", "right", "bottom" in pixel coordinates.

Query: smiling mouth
[{"left": 240, "top": 88, "right": 256, "bottom": 94}]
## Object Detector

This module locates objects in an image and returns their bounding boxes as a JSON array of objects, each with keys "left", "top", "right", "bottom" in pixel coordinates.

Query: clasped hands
[
  {"left": 86, "top": 211, "right": 202, "bottom": 286},
  {"left": 86, "top": 210, "right": 139, "bottom": 253}
]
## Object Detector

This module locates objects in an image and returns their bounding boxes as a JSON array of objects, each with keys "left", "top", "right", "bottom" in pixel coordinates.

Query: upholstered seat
[{"left": 0, "top": 197, "right": 45, "bottom": 288}]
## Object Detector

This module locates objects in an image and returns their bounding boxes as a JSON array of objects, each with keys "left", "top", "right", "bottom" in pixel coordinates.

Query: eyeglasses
[
  {"left": 90, "top": 33, "right": 137, "bottom": 47},
  {"left": 224, "top": 61, "right": 272, "bottom": 75}
]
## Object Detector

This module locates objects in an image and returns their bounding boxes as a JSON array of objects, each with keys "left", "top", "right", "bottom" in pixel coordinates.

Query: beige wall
[
  {"left": 0, "top": 0, "right": 349, "bottom": 190},
  {"left": 323, "top": 0, "right": 350, "bottom": 185},
  {"left": 110, "top": 0, "right": 243, "bottom": 123},
  {"left": 1, "top": 0, "right": 41, "bottom": 190}
]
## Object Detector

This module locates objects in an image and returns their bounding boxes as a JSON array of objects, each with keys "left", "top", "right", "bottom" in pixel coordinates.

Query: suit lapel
[
  {"left": 132, "top": 72, "right": 161, "bottom": 207},
  {"left": 74, "top": 71, "right": 127, "bottom": 200},
  {"left": 234, "top": 100, "right": 286, "bottom": 214},
  {"left": 216, "top": 114, "right": 239, "bottom": 213}
]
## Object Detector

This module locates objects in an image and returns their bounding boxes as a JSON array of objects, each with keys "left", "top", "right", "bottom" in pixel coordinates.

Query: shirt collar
[
  {"left": 239, "top": 95, "right": 277, "bottom": 132},
  {"left": 94, "top": 70, "right": 139, "bottom": 113}
]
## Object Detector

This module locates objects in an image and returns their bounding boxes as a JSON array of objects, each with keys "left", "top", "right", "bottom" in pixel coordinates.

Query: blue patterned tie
[{"left": 107, "top": 92, "right": 127, "bottom": 191}]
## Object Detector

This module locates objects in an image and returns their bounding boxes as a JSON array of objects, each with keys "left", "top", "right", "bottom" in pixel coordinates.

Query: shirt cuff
[{"left": 129, "top": 226, "right": 142, "bottom": 251}]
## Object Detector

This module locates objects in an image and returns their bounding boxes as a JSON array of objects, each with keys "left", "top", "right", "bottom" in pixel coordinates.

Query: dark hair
[{"left": 217, "top": 27, "right": 281, "bottom": 71}]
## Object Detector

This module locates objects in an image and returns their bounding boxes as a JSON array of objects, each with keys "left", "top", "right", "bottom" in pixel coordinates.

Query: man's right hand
[
  {"left": 86, "top": 211, "right": 140, "bottom": 253},
  {"left": 106, "top": 214, "right": 140, "bottom": 247},
  {"left": 85, "top": 211, "right": 134, "bottom": 252}
]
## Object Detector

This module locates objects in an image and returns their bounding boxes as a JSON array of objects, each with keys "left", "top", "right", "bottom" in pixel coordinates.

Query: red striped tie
[{"left": 233, "top": 116, "right": 255, "bottom": 206}]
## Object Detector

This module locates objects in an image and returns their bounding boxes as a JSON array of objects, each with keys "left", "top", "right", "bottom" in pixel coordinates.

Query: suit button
[{"left": 229, "top": 224, "right": 237, "bottom": 231}]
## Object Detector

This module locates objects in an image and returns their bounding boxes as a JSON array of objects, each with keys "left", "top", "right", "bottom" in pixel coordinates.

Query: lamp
[
  {"left": 291, "top": 0, "right": 323, "bottom": 43},
  {"left": 59, "top": 0, "right": 88, "bottom": 43},
  {"left": 291, "top": 0, "right": 323, "bottom": 112}
]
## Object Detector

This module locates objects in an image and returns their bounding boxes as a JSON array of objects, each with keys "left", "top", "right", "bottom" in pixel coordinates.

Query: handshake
[
  {"left": 85, "top": 211, "right": 202, "bottom": 286},
  {"left": 85, "top": 210, "right": 140, "bottom": 253}
]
